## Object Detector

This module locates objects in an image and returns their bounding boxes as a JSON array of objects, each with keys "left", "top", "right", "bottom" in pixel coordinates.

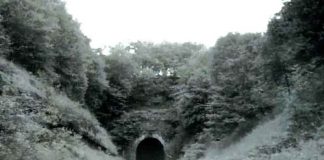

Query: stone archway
[{"left": 136, "top": 138, "right": 165, "bottom": 160}]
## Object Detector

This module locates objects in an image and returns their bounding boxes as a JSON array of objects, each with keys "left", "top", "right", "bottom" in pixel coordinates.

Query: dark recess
[{"left": 136, "top": 138, "right": 165, "bottom": 160}]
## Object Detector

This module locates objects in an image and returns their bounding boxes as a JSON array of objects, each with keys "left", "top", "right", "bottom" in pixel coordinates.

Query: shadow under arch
[{"left": 136, "top": 137, "right": 165, "bottom": 160}]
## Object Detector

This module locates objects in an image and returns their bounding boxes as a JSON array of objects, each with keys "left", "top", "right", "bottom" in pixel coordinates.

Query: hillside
[
  {"left": 0, "top": 58, "right": 122, "bottom": 160},
  {"left": 202, "top": 107, "right": 324, "bottom": 160},
  {"left": 0, "top": 0, "right": 324, "bottom": 160}
]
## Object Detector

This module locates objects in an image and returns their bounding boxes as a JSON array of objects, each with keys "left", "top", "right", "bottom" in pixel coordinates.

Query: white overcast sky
[{"left": 64, "top": 0, "right": 284, "bottom": 50}]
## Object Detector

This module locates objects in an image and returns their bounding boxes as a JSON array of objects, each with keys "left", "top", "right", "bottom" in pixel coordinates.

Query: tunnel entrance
[{"left": 136, "top": 138, "right": 165, "bottom": 160}]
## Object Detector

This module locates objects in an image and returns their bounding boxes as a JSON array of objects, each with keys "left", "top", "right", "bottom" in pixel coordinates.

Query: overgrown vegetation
[
  {"left": 200, "top": 0, "right": 324, "bottom": 159},
  {"left": 0, "top": 0, "right": 323, "bottom": 159},
  {"left": 0, "top": 58, "right": 120, "bottom": 160}
]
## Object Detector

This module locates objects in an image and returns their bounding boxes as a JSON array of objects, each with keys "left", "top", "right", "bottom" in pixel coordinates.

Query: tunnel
[{"left": 136, "top": 138, "right": 165, "bottom": 160}]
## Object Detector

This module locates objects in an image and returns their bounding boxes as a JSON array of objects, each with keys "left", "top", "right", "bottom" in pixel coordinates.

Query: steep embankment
[
  {"left": 0, "top": 58, "right": 123, "bottom": 160},
  {"left": 202, "top": 107, "right": 324, "bottom": 160}
]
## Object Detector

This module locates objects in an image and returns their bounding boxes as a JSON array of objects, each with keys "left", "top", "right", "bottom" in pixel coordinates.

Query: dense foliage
[
  {"left": 0, "top": 0, "right": 91, "bottom": 101},
  {"left": 1, "top": 0, "right": 324, "bottom": 159},
  {"left": 265, "top": 0, "right": 324, "bottom": 141}
]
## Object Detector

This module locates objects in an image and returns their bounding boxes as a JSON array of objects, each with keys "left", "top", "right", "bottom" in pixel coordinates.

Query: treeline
[
  {"left": 0, "top": 0, "right": 207, "bottom": 129},
  {"left": 0, "top": 0, "right": 323, "bottom": 157},
  {"left": 178, "top": 0, "right": 324, "bottom": 158}
]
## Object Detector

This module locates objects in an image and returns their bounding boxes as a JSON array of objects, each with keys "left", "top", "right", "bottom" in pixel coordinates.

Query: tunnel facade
[
  {"left": 121, "top": 109, "right": 183, "bottom": 160},
  {"left": 136, "top": 138, "right": 165, "bottom": 160}
]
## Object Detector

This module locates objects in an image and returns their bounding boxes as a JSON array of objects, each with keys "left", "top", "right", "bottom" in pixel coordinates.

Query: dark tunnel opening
[{"left": 136, "top": 138, "right": 165, "bottom": 160}]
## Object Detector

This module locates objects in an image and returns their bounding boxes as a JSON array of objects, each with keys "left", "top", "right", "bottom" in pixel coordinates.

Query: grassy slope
[
  {"left": 201, "top": 108, "right": 324, "bottom": 160},
  {"left": 0, "top": 58, "right": 123, "bottom": 160}
]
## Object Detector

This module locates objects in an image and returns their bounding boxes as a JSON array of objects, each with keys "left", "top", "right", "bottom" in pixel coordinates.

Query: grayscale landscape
[{"left": 0, "top": 0, "right": 323, "bottom": 160}]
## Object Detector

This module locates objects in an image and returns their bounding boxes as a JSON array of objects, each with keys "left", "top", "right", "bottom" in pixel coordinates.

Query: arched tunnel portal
[{"left": 136, "top": 138, "right": 165, "bottom": 160}]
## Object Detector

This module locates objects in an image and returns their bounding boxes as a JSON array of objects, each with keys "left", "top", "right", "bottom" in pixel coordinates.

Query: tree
[
  {"left": 130, "top": 41, "right": 205, "bottom": 76},
  {"left": 106, "top": 44, "right": 139, "bottom": 95},
  {"left": 171, "top": 48, "right": 212, "bottom": 135},
  {"left": 50, "top": 3, "right": 90, "bottom": 101},
  {"left": 0, "top": 0, "right": 59, "bottom": 72},
  {"left": 267, "top": 0, "right": 324, "bottom": 63},
  {"left": 205, "top": 33, "right": 274, "bottom": 140},
  {"left": 265, "top": 0, "right": 324, "bottom": 140},
  {"left": 0, "top": 0, "right": 91, "bottom": 101},
  {"left": 174, "top": 74, "right": 211, "bottom": 134},
  {"left": 84, "top": 49, "right": 109, "bottom": 110}
]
